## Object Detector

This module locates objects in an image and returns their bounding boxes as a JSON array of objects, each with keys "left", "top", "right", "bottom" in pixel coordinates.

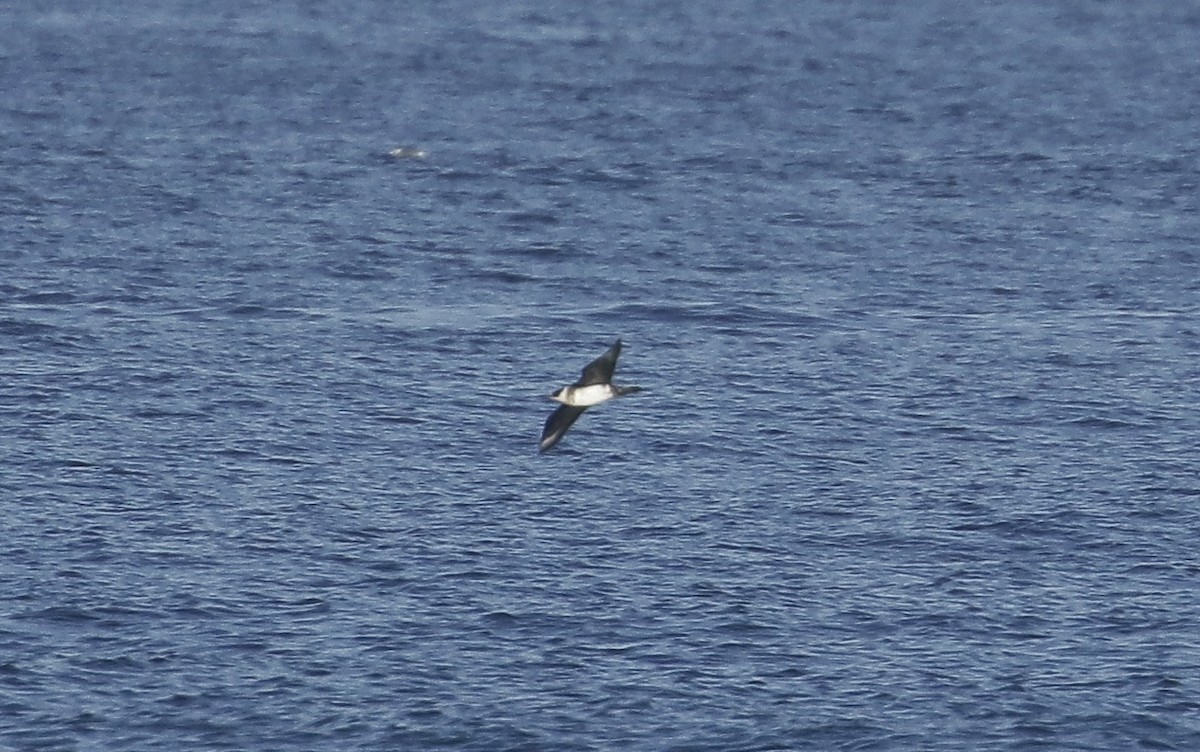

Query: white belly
[{"left": 560, "top": 384, "right": 615, "bottom": 407}]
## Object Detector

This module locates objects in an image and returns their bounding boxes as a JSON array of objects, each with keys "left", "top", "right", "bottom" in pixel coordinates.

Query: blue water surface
[{"left": 3, "top": 1, "right": 1200, "bottom": 750}]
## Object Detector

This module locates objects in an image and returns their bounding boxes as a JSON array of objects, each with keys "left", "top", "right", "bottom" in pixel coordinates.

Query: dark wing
[
  {"left": 540, "top": 405, "right": 587, "bottom": 452},
  {"left": 576, "top": 339, "right": 622, "bottom": 386}
]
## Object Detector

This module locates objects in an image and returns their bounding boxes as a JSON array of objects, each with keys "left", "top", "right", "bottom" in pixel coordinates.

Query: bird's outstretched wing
[
  {"left": 577, "top": 339, "right": 621, "bottom": 386},
  {"left": 540, "top": 405, "right": 588, "bottom": 452}
]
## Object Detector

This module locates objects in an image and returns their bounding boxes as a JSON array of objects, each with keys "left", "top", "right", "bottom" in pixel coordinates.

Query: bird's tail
[{"left": 615, "top": 385, "right": 643, "bottom": 397}]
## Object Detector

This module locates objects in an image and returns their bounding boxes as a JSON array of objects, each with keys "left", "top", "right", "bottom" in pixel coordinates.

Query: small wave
[
  {"left": 18, "top": 291, "right": 77, "bottom": 305},
  {"left": 223, "top": 304, "right": 323, "bottom": 320},
  {"left": 1068, "top": 415, "right": 1137, "bottom": 430},
  {"left": 14, "top": 605, "right": 100, "bottom": 624},
  {"left": 501, "top": 209, "right": 559, "bottom": 228},
  {"left": 608, "top": 299, "right": 823, "bottom": 330},
  {"left": 0, "top": 318, "right": 58, "bottom": 337},
  {"left": 468, "top": 268, "right": 537, "bottom": 284}
]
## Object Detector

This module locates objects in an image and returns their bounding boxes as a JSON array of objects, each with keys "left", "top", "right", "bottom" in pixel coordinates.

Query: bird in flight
[{"left": 539, "top": 339, "right": 642, "bottom": 452}]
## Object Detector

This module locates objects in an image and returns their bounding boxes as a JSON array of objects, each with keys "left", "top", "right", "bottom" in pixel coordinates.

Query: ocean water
[{"left": 3, "top": 1, "right": 1200, "bottom": 750}]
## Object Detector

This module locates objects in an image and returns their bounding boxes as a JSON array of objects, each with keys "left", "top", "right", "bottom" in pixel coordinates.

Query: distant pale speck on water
[
  {"left": 387, "top": 146, "right": 428, "bottom": 159},
  {"left": 3, "top": 1, "right": 1200, "bottom": 751}
]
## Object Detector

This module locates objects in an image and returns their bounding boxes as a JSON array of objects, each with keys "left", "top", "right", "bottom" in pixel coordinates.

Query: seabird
[{"left": 539, "top": 338, "right": 642, "bottom": 452}]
